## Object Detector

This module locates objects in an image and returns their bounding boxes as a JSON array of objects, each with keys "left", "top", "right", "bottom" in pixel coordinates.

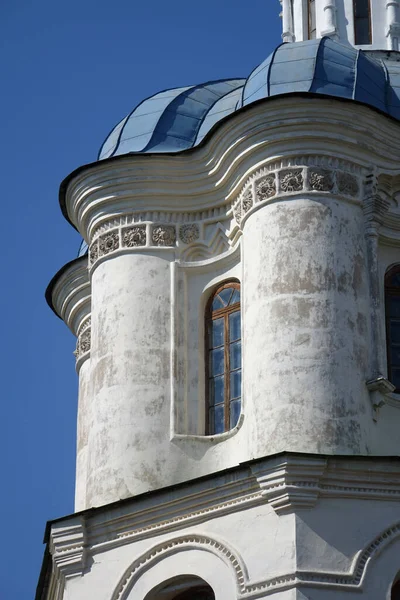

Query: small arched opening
[
  {"left": 144, "top": 576, "right": 215, "bottom": 600},
  {"left": 392, "top": 577, "right": 400, "bottom": 600}
]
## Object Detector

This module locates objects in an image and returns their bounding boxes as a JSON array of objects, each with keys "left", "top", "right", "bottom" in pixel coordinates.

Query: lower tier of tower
[{"left": 36, "top": 452, "right": 400, "bottom": 600}]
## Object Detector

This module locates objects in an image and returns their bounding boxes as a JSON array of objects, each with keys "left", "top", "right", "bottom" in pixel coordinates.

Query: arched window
[
  {"left": 308, "top": 0, "right": 316, "bottom": 39},
  {"left": 206, "top": 281, "right": 241, "bottom": 435},
  {"left": 173, "top": 587, "right": 214, "bottom": 600},
  {"left": 392, "top": 578, "right": 400, "bottom": 600},
  {"left": 353, "top": 0, "right": 371, "bottom": 44},
  {"left": 385, "top": 265, "right": 400, "bottom": 392},
  {"left": 144, "top": 576, "right": 215, "bottom": 600}
]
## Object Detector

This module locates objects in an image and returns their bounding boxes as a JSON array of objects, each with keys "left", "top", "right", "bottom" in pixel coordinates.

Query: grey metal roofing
[{"left": 98, "top": 37, "right": 400, "bottom": 161}]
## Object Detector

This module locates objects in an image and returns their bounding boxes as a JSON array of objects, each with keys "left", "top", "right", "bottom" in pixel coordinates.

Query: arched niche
[{"left": 144, "top": 575, "right": 214, "bottom": 600}]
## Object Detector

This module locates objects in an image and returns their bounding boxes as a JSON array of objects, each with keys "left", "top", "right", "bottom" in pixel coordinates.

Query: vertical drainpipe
[
  {"left": 281, "top": 0, "right": 295, "bottom": 42},
  {"left": 321, "top": 0, "right": 338, "bottom": 38},
  {"left": 386, "top": 0, "right": 400, "bottom": 51}
]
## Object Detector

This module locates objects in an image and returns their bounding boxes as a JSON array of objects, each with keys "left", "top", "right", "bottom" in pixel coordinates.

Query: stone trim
[
  {"left": 74, "top": 316, "right": 91, "bottom": 368},
  {"left": 110, "top": 522, "right": 400, "bottom": 600},
  {"left": 82, "top": 456, "right": 400, "bottom": 555},
  {"left": 232, "top": 162, "right": 361, "bottom": 226},
  {"left": 251, "top": 456, "right": 327, "bottom": 514},
  {"left": 50, "top": 517, "right": 87, "bottom": 579},
  {"left": 111, "top": 534, "right": 248, "bottom": 600}
]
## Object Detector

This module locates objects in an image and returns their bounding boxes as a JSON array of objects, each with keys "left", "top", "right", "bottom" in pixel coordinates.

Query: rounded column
[
  {"left": 242, "top": 181, "right": 372, "bottom": 456},
  {"left": 86, "top": 249, "right": 173, "bottom": 507}
]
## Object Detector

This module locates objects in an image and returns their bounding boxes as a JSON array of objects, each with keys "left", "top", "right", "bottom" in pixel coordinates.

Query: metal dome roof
[{"left": 98, "top": 37, "right": 400, "bottom": 161}]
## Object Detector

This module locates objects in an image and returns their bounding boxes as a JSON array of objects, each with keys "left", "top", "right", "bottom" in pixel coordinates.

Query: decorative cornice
[
  {"left": 49, "top": 516, "right": 87, "bottom": 579},
  {"left": 41, "top": 455, "right": 400, "bottom": 600},
  {"left": 48, "top": 257, "right": 90, "bottom": 336},
  {"left": 363, "top": 172, "right": 392, "bottom": 226},
  {"left": 87, "top": 472, "right": 262, "bottom": 553},
  {"left": 233, "top": 159, "right": 362, "bottom": 228},
  {"left": 251, "top": 456, "right": 327, "bottom": 514},
  {"left": 62, "top": 97, "right": 400, "bottom": 241}
]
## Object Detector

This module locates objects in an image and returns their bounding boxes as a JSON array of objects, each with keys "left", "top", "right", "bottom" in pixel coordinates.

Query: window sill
[{"left": 172, "top": 413, "right": 244, "bottom": 443}]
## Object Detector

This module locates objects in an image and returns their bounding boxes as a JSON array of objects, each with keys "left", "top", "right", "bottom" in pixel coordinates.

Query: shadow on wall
[{"left": 335, "top": 0, "right": 349, "bottom": 43}]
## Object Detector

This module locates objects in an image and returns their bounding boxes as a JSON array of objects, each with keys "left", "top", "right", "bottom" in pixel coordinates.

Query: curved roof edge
[
  {"left": 59, "top": 90, "right": 400, "bottom": 229},
  {"left": 45, "top": 255, "right": 88, "bottom": 318}
]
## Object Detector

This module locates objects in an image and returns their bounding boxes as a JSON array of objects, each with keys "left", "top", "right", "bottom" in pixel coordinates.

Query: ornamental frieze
[
  {"left": 122, "top": 226, "right": 146, "bottom": 247},
  {"left": 256, "top": 174, "right": 276, "bottom": 201},
  {"left": 337, "top": 171, "right": 359, "bottom": 197},
  {"left": 179, "top": 223, "right": 200, "bottom": 244},
  {"left": 279, "top": 169, "right": 304, "bottom": 193},
  {"left": 74, "top": 318, "right": 91, "bottom": 365},
  {"left": 99, "top": 231, "right": 119, "bottom": 256},
  {"left": 234, "top": 163, "right": 361, "bottom": 225},
  {"left": 152, "top": 225, "right": 176, "bottom": 246},
  {"left": 242, "top": 189, "right": 253, "bottom": 214},
  {"left": 309, "top": 168, "right": 334, "bottom": 192},
  {"left": 89, "top": 223, "right": 179, "bottom": 270}
]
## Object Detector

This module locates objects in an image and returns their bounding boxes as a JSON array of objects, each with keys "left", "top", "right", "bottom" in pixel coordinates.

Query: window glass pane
[
  {"left": 230, "top": 399, "right": 241, "bottom": 429},
  {"left": 389, "top": 272, "right": 400, "bottom": 287},
  {"left": 354, "top": 0, "right": 370, "bottom": 44},
  {"left": 212, "top": 295, "right": 224, "bottom": 310},
  {"left": 230, "top": 289, "right": 240, "bottom": 305},
  {"left": 209, "top": 375, "right": 224, "bottom": 406},
  {"left": 218, "top": 287, "right": 234, "bottom": 306},
  {"left": 390, "top": 321, "right": 400, "bottom": 344},
  {"left": 210, "top": 404, "right": 225, "bottom": 434},
  {"left": 391, "top": 346, "right": 400, "bottom": 367},
  {"left": 229, "top": 310, "right": 241, "bottom": 341},
  {"left": 391, "top": 368, "right": 400, "bottom": 390},
  {"left": 230, "top": 370, "right": 241, "bottom": 399},
  {"left": 230, "top": 341, "right": 241, "bottom": 370},
  {"left": 354, "top": 0, "right": 369, "bottom": 17},
  {"left": 210, "top": 347, "right": 225, "bottom": 376},
  {"left": 390, "top": 297, "right": 400, "bottom": 318},
  {"left": 355, "top": 18, "right": 370, "bottom": 44},
  {"left": 210, "top": 317, "right": 224, "bottom": 347}
]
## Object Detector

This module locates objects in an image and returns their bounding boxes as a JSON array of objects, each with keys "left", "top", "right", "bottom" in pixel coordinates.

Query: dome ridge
[{"left": 97, "top": 37, "right": 400, "bottom": 165}]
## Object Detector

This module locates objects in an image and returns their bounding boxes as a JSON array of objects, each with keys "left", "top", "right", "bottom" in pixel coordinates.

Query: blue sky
[{"left": 0, "top": 1, "right": 280, "bottom": 597}]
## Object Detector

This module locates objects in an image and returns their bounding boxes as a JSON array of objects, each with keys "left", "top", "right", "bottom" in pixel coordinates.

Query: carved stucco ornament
[
  {"left": 152, "top": 225, "right": 176, "bottom": 246},
  {"left": 256, "top": 174, "right": 276, "bottom": 201},
  {"left": 309, "top": 169, "right": 334, "bottom": 191},
  {"left": 122, "top": 226, "right": 146, "bottom": 247},
  {"left": 99, "top": 231, "right": 119, "bottom": 256},
  {"left": 89, "top": 241, "right": 99, "bottom": 266},
  {"left": 80, "top": 328, "right": 91, "bottom": 354},
  {"left": 179, "top": 223, "right": 200, "bottom": 244},
  {"left": 234, "top": 203, "right": 242, "bottom": 224},
  {"left": 242, "top": 189, "right": 253, "bottom": 213},
  {"left": 337, "top": 172, "right": 359, "bottom": 197},
  {"left": 279, "top": 169, "right": 304, "bottom": 192}
]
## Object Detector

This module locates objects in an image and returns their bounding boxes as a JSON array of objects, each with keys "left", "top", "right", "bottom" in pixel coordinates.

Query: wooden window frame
[
  {"left": 308, "top": 0, "right": 316, "bottom": 40},
  {"left": 353, "top": 0, "right": 372, "bottom": 45},
  {"left": 385, "top": 265, "right": 400, "bottom": 393},
  {"left": 205, "top": 281, "right": 241, "bottom": 435}
]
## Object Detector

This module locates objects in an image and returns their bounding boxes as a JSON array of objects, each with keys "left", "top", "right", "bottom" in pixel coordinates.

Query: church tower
[{"left": 37, "top": 1, "right": 400, "bottom": 599}]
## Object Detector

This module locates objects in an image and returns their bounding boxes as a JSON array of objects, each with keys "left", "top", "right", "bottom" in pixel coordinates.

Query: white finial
[
  {"left": 386, "top": 0, "right": 400, "bottom": 50},
  {"left": 280, "top": 0, "right": 295, "bottom": 42}
]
